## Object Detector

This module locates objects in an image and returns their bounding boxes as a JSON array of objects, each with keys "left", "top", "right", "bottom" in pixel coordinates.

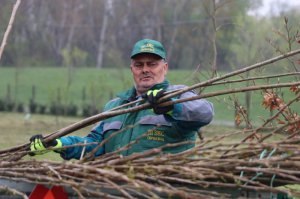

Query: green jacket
[{"left": 60, "top": 80, "right": 214, "bottom": 160}]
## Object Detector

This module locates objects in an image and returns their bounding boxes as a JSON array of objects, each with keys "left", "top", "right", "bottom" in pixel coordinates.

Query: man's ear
[
  {"left": 130, "top": 65, "right": 133, "bottom": 73},
  {"left": 164, "top": 62, "right": 168, "bottom": 75}
]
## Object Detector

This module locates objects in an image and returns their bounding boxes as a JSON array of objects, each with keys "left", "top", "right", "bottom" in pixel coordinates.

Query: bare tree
[
  {"left": 0, "top": 0, "right": 21, "bottom": 61},
  {"left": 96, "top": 0, "right": 113, "bottom": 69},
  {"left": 167, "top": 0, "right": 188, "bottom": 61}
]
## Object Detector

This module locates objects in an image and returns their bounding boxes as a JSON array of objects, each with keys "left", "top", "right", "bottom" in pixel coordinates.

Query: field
[
  {"left": 0, "top": 67, "right": 299, "bottom": 126},
  {"left": 0, "top": 112, "right": 90, "bottom": 161}
]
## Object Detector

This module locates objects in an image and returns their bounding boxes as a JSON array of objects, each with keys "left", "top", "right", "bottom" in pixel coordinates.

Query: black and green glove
[
  {"left": 142, "top": 89, "right": 174, "bottom": 115},
  {"left": 29, "top": 134, "right": 62, "bottom": 156}
]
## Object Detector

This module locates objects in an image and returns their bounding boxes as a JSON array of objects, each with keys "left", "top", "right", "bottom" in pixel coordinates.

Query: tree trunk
[
  {"left": 211, "top": 0, "right": 218, "bottom": 77},
  {"left": 96, "top": 0, "right": 112, "bottom": 69},
  {"left": 167, "top": 1, "right": 187, "bottom": 62}
]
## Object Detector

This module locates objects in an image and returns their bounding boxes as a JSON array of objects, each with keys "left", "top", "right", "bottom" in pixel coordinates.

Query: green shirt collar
[{"left": 117, "top": 79, "right": 170, "bottom": 101}]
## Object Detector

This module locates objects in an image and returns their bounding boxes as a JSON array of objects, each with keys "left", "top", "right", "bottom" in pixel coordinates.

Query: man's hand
[
  {"left": 29, "top": 134, "right": 62, "bottom": 156},
  {"left": 142, "top": 89, "right": 174, "bottom": 114}
]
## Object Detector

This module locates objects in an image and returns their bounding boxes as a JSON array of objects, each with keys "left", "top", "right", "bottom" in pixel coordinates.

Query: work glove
[
  {"left": 29, "top": 134, "right": 62, "bottom": 156},
  {"left": 142, "top": 89, "right": 174, "bottom": 115}
]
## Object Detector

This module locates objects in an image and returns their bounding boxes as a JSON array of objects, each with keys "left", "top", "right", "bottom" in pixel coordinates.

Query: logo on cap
[{"left": 140, "top": 43, "right": 155, "bottom": 53}]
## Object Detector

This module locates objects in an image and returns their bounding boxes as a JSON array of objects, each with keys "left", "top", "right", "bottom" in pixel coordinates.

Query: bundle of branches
[{"left": 0, "top": 132, "right": 300, "bottom": 198}]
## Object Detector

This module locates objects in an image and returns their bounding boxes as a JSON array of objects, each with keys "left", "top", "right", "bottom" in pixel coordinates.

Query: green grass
[
  {"left": 0, "top": 67, "right": 299, "bottom": 125},
  {"left": 0, "top": 112, "right": 89, "bottom": 148},
  {"left": 0, "top": 67, "right": 134, "bottom": 109},
  {"left": 0, "top": 112, "right": 90, "bottom": 161}
]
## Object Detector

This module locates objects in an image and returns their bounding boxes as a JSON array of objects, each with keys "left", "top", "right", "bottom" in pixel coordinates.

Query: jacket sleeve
[
  {"left": 168, "top": 90, "right": 214, "bottom": 131},
  {"left": 58, "top": 122, "right": 105, "bottom": 160}
]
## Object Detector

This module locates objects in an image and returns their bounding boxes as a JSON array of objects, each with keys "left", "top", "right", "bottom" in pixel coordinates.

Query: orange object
[{"left": 29, "top": 184, "right": 69, "bottom": 199}]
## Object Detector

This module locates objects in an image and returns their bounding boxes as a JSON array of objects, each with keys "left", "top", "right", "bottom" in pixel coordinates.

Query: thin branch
[
  {"left": 161, "top": 48, "right": 300, "bottom": 101},
  {"left": 0, "top": 0, "right": 21, "bottom": 61},
  {"left": 0, "top": 185, "right": 28, "bottom": 199}
]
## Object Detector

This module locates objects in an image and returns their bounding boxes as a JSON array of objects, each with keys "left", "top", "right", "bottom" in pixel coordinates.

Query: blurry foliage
[
  {"left": 2, "top": 0, "right": 299, "bottom": 71},
  {"left": 61, "top": 47, "right": 88, "bottom": 67}
]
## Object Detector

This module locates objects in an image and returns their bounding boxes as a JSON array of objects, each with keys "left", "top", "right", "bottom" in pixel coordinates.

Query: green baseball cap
[{"left": 131, "top": 39, "right": 166, "bottom": 59}]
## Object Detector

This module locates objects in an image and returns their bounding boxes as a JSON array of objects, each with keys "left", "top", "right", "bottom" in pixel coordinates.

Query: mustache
[{"left": 141, "top": 72, "right": 152, "bottom": 77}]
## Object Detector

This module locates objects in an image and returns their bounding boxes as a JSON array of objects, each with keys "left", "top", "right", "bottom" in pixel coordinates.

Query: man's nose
[{"left": 141, "top": 64, "right": 150, "bottom": 72}]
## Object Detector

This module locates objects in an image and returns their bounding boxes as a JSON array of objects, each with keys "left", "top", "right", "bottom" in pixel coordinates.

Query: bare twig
[{"left": 0, "top": 0, "right": 21, "bottom": 61}]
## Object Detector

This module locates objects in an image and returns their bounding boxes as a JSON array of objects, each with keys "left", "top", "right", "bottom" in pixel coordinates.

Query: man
[{"left": 30, "top": 39, "right": 214, "bottom": 160}]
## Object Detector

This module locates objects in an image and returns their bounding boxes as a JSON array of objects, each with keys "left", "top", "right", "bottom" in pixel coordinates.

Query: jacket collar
[{"left": 117, "top": 79, "right": 170, "bottom": 102}]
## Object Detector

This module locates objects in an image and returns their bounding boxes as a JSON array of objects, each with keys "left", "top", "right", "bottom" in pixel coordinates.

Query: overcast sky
[{"left": 249, "top": 0, "right": 300, "bottom": 16}]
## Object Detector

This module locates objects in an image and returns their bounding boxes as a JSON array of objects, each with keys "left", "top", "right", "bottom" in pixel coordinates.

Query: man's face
[{"left": 131, "top": 53, "right": 168, "bottom": 95}]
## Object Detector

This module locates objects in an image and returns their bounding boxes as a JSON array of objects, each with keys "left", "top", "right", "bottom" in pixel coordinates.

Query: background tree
[{"left": 1, "top": 0, "right": 299, "bottom": 71}]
